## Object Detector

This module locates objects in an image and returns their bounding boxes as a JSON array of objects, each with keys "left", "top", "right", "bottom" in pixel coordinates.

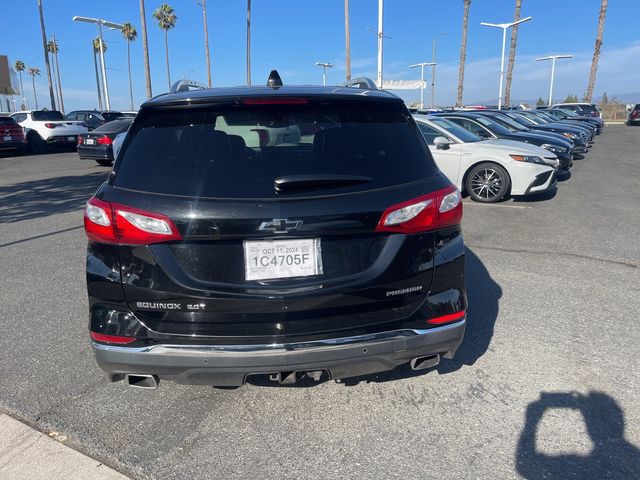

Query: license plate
[
  {"left": 3, "top": 136, "right": 11, "bottom": 141},
  {"left": 67, "top": 136, "right": 75, "bottom": 141},
  {"left": 243, "top": 239, "right": 323, "bottom": 281},
  {"left": 85, "top": 138, "right": 95, "bottom": 145}
]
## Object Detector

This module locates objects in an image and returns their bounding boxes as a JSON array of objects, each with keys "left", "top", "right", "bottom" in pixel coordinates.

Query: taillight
[
  {"left": 97, "top": 135, "right": 112, "bottom": 145},
  {"left": 376, "top": 185, "right": 462, "bottom": 234},
  {"left": 84, "top": 197, "right": 182, "bottom": 245},
  {"left": 243, "top": 98, "right": 308, "bottom": 105},
  {"left": 77, "top": 135, "right": 84, "bottom": 145},
  {"left": 44, "top": 122, "right": 57, "bottom": 128},
  {"left": 251, "top": 128, "right": 270, "bottom": 148},
  {"left": 90, "top": 331, "right": 136, "bottom": 344},
  {"left": 426, "top": 310, "right": 466, "bottom": 325}
]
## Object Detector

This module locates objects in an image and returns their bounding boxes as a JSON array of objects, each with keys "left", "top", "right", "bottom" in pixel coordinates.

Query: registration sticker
[{"left": 243, "top": 239, "right": 323, "bottom": 281}]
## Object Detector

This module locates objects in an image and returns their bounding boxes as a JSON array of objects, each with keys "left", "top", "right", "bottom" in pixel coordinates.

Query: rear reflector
[
  {"left": 426, "top": 310, "right": 466, "bottom": 325},
  {"left": 243, "top": 98, "right": 309, "bottom": 105},
  {"left": 90, "top": 331, "right": 136, "bottom": 344},
  {"left": 84, "top": 197, "right": 182, "bottom": 245},
  {"left": 376, "top": 185, "right": 462, "bottom": 234}
]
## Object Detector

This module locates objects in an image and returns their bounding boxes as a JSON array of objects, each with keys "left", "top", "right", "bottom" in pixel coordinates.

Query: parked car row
[{"left": 413, "top": 106, "right": 601, "bottom": 203}]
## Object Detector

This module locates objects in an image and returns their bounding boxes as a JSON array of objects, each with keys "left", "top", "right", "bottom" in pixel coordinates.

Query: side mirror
[{"left": 434, "top": 136, "right": 452, "bottom": 150}]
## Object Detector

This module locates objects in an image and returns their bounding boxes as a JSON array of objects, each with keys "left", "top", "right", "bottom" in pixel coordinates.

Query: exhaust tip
[
  {"left": 125, "top": 374, "right": 159, "bottom": 389},
  {"left": 410, "top": 354, "right": 440, "bottom": 371}
]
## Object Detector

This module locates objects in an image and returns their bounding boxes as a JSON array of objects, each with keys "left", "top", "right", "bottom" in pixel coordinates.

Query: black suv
[
  {"left": 84, "top": 80, "right": 466, "bottom": 388},
  {"left": 66, "top": 110, "right": 123, "bottom": 130}
]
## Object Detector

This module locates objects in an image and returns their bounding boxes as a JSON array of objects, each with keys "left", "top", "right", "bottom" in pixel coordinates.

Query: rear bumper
[
  {"left": 78, "top": 144, "right": 112, "bottom": 160},
  {"left": 92, "top": 319, "right": 466, "bottom": 386}
]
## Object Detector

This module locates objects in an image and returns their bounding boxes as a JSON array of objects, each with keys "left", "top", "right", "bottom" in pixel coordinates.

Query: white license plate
[
  {"left": 85, "top": 138, "right": 95, "bottom": 145},
  {"left": 3, "top": 136, "right": 11, "bottom": 141},
  {"left": 67, "top": 136, "right": 75, "bottom": 141},
  {"left": 243, "top": 239, "right": 323, "bottom": 281}
]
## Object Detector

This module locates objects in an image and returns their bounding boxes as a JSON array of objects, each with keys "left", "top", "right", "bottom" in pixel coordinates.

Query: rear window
[
  {"left": 0, "top": 117, "right": 18, "bottom": 126},
  {"left": 32, "top": 111, "right": 64, "bottom": 121},
  {"left": 93, "top": 119, "right": 132, "bottom": 133},
  {"left": 102, "top": 112, "right": 123, "bottom": 122},
  {"left": 577, "top": 104, "right": 598, "bottom": 113},
  {"left": 114, "top": 102, "right": 438, "bottom": 198}
]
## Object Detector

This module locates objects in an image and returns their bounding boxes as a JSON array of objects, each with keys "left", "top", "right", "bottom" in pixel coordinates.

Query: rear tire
[
  {"left": 27, "top": 132, "right": 47, "bottom": 154},
  {"left": 96, "top": 159, "right": 113, "bottom": 167},
  {"left": 465, "top": 162, "right": 511, "bottom": 203}
]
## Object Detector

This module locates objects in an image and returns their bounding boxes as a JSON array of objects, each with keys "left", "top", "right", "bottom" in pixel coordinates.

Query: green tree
[
  {"left": 563, "top": 94, "right": 579, "bottom": 103},
  {"left": 536, "top": 97, "right": 545, "bottom": 107},
  {"left": 46, "top": 39, "right": 64, "bottom": 113},
  {"left": 153, "top": 4, "right": 177, "bottom": 90},
  {"left": 14, "top": 60, "right": 26, "bottom": 109},
  {"left": 28, "top": 67, "right": 41, "bottom": 109},
  {"left": 121, "top": 22, "right": 138, "bottom": 110}
]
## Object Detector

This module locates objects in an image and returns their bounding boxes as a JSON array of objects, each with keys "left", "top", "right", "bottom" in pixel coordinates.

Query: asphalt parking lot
[{"left": 1, "top": 125, "right": 639, "bottom": 479}]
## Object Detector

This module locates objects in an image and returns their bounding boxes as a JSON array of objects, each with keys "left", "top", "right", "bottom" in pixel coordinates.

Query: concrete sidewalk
[{"left": 0, "top": 414, "right": 129, "bottom": 480}]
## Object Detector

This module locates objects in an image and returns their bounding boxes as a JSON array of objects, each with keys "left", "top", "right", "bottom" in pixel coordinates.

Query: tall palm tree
[
  {"left": 246, "top": 0, "right": 251, "bottom": 86},
  {"left": 28, "top": 67, "right": 41, "bottom": 109},
  {"left": 121, "top": 22, "right": 138, "bottom": 110},
  {"left": 37, "top": 0, "right": 56, "bottom": 110},
  {"left": 47, "top": 38, "right": 65, "bottom": 113},
  {"left": 46, "top": 40, "right": 60, "bottom": 109},
  {"left": 504, "top": 0, "right": 522, "bottom": 108},
  {"left": 456, "top": 0, "right": 471, "bottom": 108},
  {"left": 14, "top": 60, "right": 26, "bottom": 109},
  {"left": 93, "top": 38, "right": 107, "bottom": 110},
  {"left": 153, "top": 4, "right": 177, "bottom": 90},
  {"left": 585, "top": 0, "right": 608, "bottom": 102},
  {"left": 139, "top": 0, "right": 152, "bottom": 98}
]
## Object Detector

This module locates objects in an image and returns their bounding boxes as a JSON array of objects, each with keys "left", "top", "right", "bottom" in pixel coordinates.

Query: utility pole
[
  {"left": 246, "top": 0, "right": 251, "bottom": 86},
  {"left": 37, "top": 0, "right": 56, "bottom": 110},
  {"left": 198, "top": 0, "right": 212, "bottom": 87},
  {"left": 345, "top": 0, "right": 351, "bottom": 81},
  {"left": 376, "top": 0, "right": 384, "bottom": 89},
  {"left": 53, "top": 35, "right": 64, "bottom": 113}
]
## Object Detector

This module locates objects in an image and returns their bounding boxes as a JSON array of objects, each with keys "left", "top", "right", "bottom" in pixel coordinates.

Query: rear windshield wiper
[{"left": 274, "top": 174, "right": 372, "bottom": 193}]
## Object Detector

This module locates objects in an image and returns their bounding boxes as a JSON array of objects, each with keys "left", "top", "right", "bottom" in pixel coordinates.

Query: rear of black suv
[{"left": 84, "top": 86, "right": 466, "bottom": 387}]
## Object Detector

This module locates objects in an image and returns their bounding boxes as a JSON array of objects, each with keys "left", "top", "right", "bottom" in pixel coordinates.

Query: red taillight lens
[
  {"left": 376, "top": 185, "right": 462, "bottom": 234},
  {"left": 97, "top": 135, "right": 112, "bottom": 145},
  {"left": 77, "top": 135, "right": 84, "bottom": 145},
  {"left": 426, "top": 310, "right": 466, "bottom": 325},
  {"left": 44, "top": 122, "right": 57, "bottom": 128},
  {"left": 84, "top": 197, "right": 182, "bottom": 245},
  {"left": 90, "top": 331, "right": 136, "bottom": 344}
]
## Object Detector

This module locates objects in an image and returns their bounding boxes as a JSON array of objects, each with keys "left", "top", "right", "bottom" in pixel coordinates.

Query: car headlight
[
  {"left": 509, "top": 154, "right": 546, "bottom": 165},
  {"left": 562, "top": 132, "right": 579, "bottom": 140},
  {"left": 541, "top": 144, "right": 567, "bottom": 154}
]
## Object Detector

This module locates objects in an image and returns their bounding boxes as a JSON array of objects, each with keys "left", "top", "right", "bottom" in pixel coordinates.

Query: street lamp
[
  {"left": 72, "top": 15, "right": 124, "bottom": 110},
  {"left": 410, "top": 62, "right": 436, "bottom": 110},
  {"left": 536, "top": 55, "right": 573, "bottom": 107},
  {"left": 315, "top": 62, "right": 334, "bottom": 86},
  {"left": 480, "top": 16, "right": 532, "bottom": 109},
  {"left": 431, "top": 32, "right": 446, "bottom": 109}
]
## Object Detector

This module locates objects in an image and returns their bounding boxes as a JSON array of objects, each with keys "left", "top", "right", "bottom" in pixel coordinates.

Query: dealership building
[{"left": 0, "top": 55, "right": 21, "bottom": 113}]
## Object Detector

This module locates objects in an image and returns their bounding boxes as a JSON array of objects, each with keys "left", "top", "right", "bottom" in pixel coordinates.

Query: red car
[{"left": 0, "top": 116, "right": 26, "bottom": 154}]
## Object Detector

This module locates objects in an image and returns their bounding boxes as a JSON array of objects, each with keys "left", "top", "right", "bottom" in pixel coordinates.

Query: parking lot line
[{"left": 463, "top": 202, "right": 531, "bottom": 209}]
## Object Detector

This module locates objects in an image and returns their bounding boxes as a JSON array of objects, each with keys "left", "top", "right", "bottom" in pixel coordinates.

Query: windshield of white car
[
  {"left": 429, "top": 117, "right": 482, "bottom": 143},
  {"left": 32, "top": 111, "right": 64, "bottom": 121}
]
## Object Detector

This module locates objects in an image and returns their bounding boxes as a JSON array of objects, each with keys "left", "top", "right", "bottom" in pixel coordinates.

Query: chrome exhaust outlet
[
  {"left": 125, "top": 374, "right": 159, "bottom": 389},
  {"left": 410, "top": 354, "right": 440, "bottom": 371}
]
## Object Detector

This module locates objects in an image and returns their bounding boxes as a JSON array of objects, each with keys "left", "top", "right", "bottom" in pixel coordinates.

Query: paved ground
[{"left": 1, "top": 126, "right": 638, "bottom": 479}]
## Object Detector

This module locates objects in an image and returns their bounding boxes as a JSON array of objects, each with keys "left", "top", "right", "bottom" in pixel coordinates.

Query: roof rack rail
[
  {"left": 169, "top": 79, "right": 207, "bottom": 93},
  {"left": 342, "top": 77, "right": 378, "bottom": 90}
]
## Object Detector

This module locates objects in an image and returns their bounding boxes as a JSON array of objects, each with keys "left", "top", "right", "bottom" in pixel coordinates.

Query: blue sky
[{"left": 3, "top": 0, "right": 639, "bottom": 111}]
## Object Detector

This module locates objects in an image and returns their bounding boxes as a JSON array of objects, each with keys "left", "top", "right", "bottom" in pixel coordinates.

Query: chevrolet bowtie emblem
[{"left": 258, "top": 218, "right": 303, "bottom": 234}]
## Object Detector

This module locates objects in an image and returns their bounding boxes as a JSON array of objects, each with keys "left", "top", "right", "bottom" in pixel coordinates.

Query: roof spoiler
[
  {"left": 169, "top": 79, "right": 207, "bottom": 93},
  {"left": 342, "top": 77, "right": 378, "bottom": 90}
]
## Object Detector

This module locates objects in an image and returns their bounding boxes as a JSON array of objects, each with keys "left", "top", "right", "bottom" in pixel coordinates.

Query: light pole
[
  {"left": 410, "top": 62, "right": 436, "bottom": 110},
  {"left": 377, "top": 0, "right": 384, "bottom": 88},
  {"left": 315, "top": 62, "right": 334, "bottom": 86},
  {"left": 431, "top": 32, "right": 446, "bottom": 109},
  {"left": 536, "top": 55, "right": 573, "bottom": 107},
  {"left": 480, "top": 16, "right": 532, "bottom": 109},
  {"left": 73, "top": 16, "right": 124, "bottom": 110}
]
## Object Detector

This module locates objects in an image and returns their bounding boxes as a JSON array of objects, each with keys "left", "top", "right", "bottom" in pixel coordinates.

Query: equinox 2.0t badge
[{"left": 259, "top": 218, "right": 303, "bottom": 234}]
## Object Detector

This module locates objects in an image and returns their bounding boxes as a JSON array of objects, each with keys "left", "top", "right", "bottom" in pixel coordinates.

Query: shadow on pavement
[
  {"left": 516, "top": 391, "right": 640, "bottom": 479},
  {"left": 0, "top": 172, "right": 107, "bottom": 223},
  {"left": 247, "top": 247, "right": 501, "bottom": 388},
  {"left": 514, "top": 187, "right": 558, "bottom": 203}
]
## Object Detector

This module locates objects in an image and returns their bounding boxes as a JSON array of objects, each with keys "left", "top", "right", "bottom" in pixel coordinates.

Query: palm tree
[
  {"left": 139, "top": 0, "right": 152, "bottom": 98},
  {"left": 122, "top": 22, "right": 138, "bottom": 110},
  {"left": 46, "top": 40, "right": 60, "bottom": 109},
  {"left": 456, "top": 0, "right": 472, "bottom": 108},
  {"left": 47, "top": 38, "right": 65, "bottom": 113},
  {"left": 153, "top": 4, "right": 177, "bottom": 90},
  {"left": 246, "top": 0, "right": 251, "bottom": 86},
  {"left": 504, "top": 0, "right": 522, "bottom": 108},
  {"left": 585, "top": 0, "right": 608, "bottom": 102},
  {"left": 93, "top": 38, "right": 107, "bottom": 110},
  {"left": 36, "top": 0, "right": 56, "bottom": 110},
  {"left": 28, "top": 67, "right": 41, "bottom": 109},
  {"left": 14, "top": 60, "right": 26, "bottom": 109}
]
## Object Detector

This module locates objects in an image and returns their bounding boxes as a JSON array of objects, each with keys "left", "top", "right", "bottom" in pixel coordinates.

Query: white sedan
[{"left": 414, "top": 115, "right": 558, "bottom": 203}]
